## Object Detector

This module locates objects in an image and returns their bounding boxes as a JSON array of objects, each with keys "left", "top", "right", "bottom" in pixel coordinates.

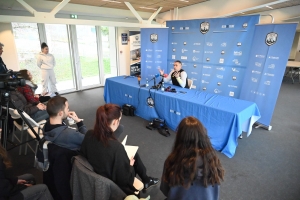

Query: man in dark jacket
[
  {"left": 0, "top": 42, "right": 8, "bottom": 74},
  {"left": 43, "top": 96, "right": 87, "bottom": 151}
]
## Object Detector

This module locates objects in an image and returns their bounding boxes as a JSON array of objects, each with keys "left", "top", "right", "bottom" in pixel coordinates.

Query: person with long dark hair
[
  {"left": 160, "top": 117, "right": 225, "bottom": 200},
  {"left": 0, "top": 142, "right": 53, "bottom": 199},
  {"left": 18, "top": 69, "right": 51, "bottom": 103},
  {"left": 80, "top": 104, "right": 159, "bottom": 195}
]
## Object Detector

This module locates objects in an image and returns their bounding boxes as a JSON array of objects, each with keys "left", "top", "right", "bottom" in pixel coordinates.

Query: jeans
[
  {"left": 9, "top": 174, "right": 53, "bottom": 200},
  {"left": 30, "top": 110, "right": 49, "bottom": 122}
]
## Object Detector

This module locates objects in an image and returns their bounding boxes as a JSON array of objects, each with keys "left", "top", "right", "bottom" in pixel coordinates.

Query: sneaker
[{"left": 143, "top": 177, "right": 160, "bottom": 190}]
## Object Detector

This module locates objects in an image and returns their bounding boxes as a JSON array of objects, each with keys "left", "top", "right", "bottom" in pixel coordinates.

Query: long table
[{"left": 104, "top": 76, "right": 261, "bottom": 158}]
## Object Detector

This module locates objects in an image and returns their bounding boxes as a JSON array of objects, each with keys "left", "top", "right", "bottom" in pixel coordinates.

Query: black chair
[{"left": 43, "top": 143, "right": 78, "bottom": 200}]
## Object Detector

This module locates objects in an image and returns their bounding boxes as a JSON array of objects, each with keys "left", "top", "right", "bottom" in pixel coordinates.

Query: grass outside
[{"left": 19, "top": 56, "right": 111, "bottom": 84}]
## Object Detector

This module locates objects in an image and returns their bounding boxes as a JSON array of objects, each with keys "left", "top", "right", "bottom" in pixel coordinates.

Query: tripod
[{"left": 0, "top": 91, "right": 41, "bottom": 151}]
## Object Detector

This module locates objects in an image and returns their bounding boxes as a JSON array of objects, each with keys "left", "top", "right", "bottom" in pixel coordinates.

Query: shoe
[
  {"left": 55, "top": 92, "right": 60, "bottom": 96},
  {"left": 143, "top": 177, "right": 160, "bottom": 190}
]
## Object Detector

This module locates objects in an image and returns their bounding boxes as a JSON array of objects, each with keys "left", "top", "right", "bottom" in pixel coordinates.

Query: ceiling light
[
  {"left": 266, "top": 5, "right": 273, "bottom": 9},
  {"left": 139, "top": 7, "right": 157, "bottom": 10},
  {"left": 240, "top": 12, "right": 245, "bottom": 14},
  {"left": 102, "top": 0, "right": 121, "bottom": 3},
  {"left": 180, "top": 0, "right": 189, "bottom": 2}
]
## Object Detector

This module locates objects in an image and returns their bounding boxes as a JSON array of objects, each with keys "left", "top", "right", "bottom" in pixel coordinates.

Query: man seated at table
[{"left": 158, "top": 60, "right": 189, "bottom": 88}]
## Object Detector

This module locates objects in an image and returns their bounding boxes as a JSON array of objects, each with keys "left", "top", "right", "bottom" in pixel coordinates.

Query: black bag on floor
[{"left": 122, "top": 104, "right": 135, "bottom": 116}]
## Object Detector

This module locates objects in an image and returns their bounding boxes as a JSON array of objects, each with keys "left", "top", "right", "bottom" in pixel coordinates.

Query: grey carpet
[{"left": 5, "top": 80, "right": 300, "bottom": 200}]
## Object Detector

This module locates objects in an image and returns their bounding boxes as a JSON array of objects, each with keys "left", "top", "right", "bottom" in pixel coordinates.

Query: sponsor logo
[
  {"left": 192, "top": 56, "right": 199, "bottom": 61},
  {"left": 180, "top": 27, "right": 183, "bottom": 30},
  {"left": 222, "top": 24, "right": 235, "bottom": 28},
  {"left": 264, "top": 81, "right": 271, "bottom": 85},
  {"left": 237, "top": 42, "right": 242, "bottom": 46},
  {"left": 193, "top": 42, "right": 201, "bottom": 45},
  {"left": 243, "top": 23, "right": 248, "bottom": 28},
  {"left": 251, "top": 77, "right": 258, "bottom": 82},
  {"left": 232, "top": 76, "right": 237, "bottom": 80},
  {"left": 135, "top": 35, "right": 139, "bottom": 40},
  {"left": 268, "top": 64, "right": 275, "bottom": 69},
  {"left": 229, "top": 91, "right": 234, "bottom": 96},
  {"left": 193, "top": 64, "right": 197, "bottom": 68},
  {"left": 221, "top": 43, "right": 227, "bottom": 47},
  {"left": 205, "top": 51, "right": 213, "bottom": 54},
  {"left": 217, "top": 82, "right": 221, "bottom": 86},
  {"left": 191, "top": 72, "right": 198, "bottom": 75},
  {"left": 150, "top": 34, "right": 158, "bottom": 43},
  {"left": 171, "top": 42, "right": 177, "bottom": 45},
  {"left": 183, "top": 42, "right": 187, "bottom": 45},
  {"left": 145, "top": 49, "right": 152, "bottom": 52},
  {"left": 172, "top": 55, "right": 176, "bottom": 59},
  {"left": 216, "top": 67, "right": 225, "bottom": 71},
  {"left": 266, "top": 32, "right": 278, "bottom": 46},
  {"left": 221, "top": 50, "right": 225, "bottom": 55},
  {"left": 172, "top": 48, "right": 176, "bottom": 52},
  {"left": 255, "top": 55, "right": 265, "bottom": 58},
  {"left": 234, "top": 51, "right": 242, "bottom": 56},
  {"left": 228, "top": 85, "right": 238, "bottom": 88},
  {"left": 146, "top": 66, "right": 152, "bottom": 69},
  {"left": 206, "top": 57, "right": 210, "bottom": 62},
  {"left": 182, "top": 49, "right": 188, "bottom": 53},
  {"left": 255, "top": 62, "right": 262, "bottom": 67},
  {"left": 219, "top": 58, "right": 224, "bottom": 64},
  {"left": 202, "top": 80, "right": 209, "bottom": 84},
  {"left": 200, "top": 22, "right": 209, "bottom": 34},
  {"left": 206, "top": 42, "right": 213, "bottom": 46},
  {"left": 146, "top": 55, "right": 152, "bottom": 58},
  {"left": 155, "top": 50, "right": 162, "bottom": 52},
  {"left": 145, "top": 60, "right": 153, "bottom": 63},
  {"left": 172, "top": 27, "right": 175, "bottom": 30},
  {"left": 203, "top": 87, "right": 207, "bottom": 90},
  {"left": 252, "top": 70, "right": 261, "bottom": 74},
  {"left": 191, "top": 78, "right": 197, "bottom": 81},
  {"left": 157, "top": 55, "right": 161, "bottom": 58},
  {"left": 181, "top": 56, "right": 187, "bottom": 60},
  {"left": 203, "top": 66, "right": 211, "bottom": 69},
  {"left": 232, "top": 68, "right": 239, "bottom": 72},
  {"left": 203, "top": 74, "right": 210, "bottom": 77},
  {"left": 233, "top": 59, "right": 241, "bottom": 65},
  {"left": 155, "top": 61, "right": 162, "bottom": 64},
  {"left": 180, "top": 27, "right": 190, "bottom": 30},
  {"left": 268, "top": 56, "right": 279, "bottom": 59},
  {"left": 214, "top": 89, "right": 221, "bottom": 93},
  {"left": 264, "top": 73, "right": 274, "bottom": 77},
  {"left": 193, "top": 50, "right": 200, "bottom": 53},
  {"left": 216, "top": 74, "right": 223, "bottom": 79}
]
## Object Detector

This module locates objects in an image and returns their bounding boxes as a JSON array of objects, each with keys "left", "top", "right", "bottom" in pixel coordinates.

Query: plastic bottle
[
  {"left": 161, "top": 81, "right": 165, "bottom": 92},
  {"left": 146, "top": 78, "right": 149, "bottom": 87}
]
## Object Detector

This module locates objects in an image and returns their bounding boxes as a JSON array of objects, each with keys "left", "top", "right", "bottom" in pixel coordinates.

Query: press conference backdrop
[
  {"left": 141, "top": 28, "right": 169, "bottom": 82},
  {"left": 240, "top": 23, "right": 298, "bottom": 127},
  {"left": 166, "top": 15, "right": 260, "bottom": 98}
]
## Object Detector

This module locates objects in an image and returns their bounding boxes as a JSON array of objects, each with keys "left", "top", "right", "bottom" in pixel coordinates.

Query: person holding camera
[
  {"left": 0, "top": 42, "right": 8, "bottom": 74},
  {"left": 37, "top": 42, "right": 58, "bottom": 96},
  {"left": 0, "top": 142, "right": 53, "bottom": 200}
]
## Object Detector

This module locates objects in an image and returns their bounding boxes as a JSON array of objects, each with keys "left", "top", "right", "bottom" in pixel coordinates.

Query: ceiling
[{"left": 48, "top": 0, "right": 209, "bottom": 13}]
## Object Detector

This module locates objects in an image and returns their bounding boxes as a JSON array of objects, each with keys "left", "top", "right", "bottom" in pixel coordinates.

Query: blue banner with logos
[
  {"left": 166, "top": 15, "right": 260, "bottom": 98},
  {"left": 239, "top": 23, "right": 298, "bottom": 127},
  {"left": 141, "top": 28, "right": 169, "bottom": 85}
]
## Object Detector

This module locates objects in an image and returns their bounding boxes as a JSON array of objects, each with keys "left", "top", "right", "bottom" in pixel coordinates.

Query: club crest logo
[
  {"left": 200, "top": 22, "right": 209, "bottom": 34},
  {"left": 265, "top": 32, "right": 278, "bottom": 46},
  {"left": 135, "top": 35, "right": 139, "bottom": 40},
  {"left": 150, "top": 34, "right": 158, "bottom": 43}
]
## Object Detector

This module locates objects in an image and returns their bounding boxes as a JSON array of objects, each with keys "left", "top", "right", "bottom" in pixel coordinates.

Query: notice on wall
[{"left": 129, "top": 31, "right": 141, "bottom": 76}]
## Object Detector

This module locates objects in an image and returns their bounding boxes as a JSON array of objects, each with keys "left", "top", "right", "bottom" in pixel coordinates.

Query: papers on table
[{"left": 121, "top": 135, "right": 139, "bottom": 159}]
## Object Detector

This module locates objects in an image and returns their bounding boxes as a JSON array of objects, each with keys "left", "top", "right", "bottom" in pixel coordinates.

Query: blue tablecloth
[{"left": 104, "top": 76, "right": 261, "bottom": 158}]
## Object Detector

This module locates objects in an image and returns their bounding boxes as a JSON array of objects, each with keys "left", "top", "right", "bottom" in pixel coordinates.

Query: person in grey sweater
[{"left": 43, "top": 96, "right": 87, "bottom": 151}]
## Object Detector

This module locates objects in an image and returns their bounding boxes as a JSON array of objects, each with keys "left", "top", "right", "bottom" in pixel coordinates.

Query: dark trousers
[{"left": 133, "top": 153, "right": 150, "bottom": 183}]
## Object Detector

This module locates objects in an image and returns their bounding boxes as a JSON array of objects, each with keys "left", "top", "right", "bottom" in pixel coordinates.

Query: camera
[{"left": 0, "top": 70, "right": 25, "bottom": 91}]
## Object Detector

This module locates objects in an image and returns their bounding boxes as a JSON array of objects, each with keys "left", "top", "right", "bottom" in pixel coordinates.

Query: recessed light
[
  {"left": 266, "top": 5, "right": 273, "bottom": 9},
  {"left": 139, "top": 7, "right": 157, "bottom": 10},
  {"left": 180, "top": 0, "right": 189, "bottom": 2},
  {"left": 102, "top": 0, "right": 121, "bottom": 3}
]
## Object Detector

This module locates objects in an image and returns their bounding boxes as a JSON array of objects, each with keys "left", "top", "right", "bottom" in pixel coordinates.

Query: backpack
[{"left": 35, "top": 138, "right": 52, "bottom": 171}]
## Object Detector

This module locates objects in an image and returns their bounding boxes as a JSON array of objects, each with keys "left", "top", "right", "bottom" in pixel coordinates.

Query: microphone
[
  {"left": 149, "top": 74, "right": 160, "bottom": 89},
  {"left": 137, "top": 76, "right": 141, "bottom": 86}
]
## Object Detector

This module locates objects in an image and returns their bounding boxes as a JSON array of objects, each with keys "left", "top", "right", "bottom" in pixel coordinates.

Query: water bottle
[
  {"left": 161, "top": 81, "right": 165, "bottom": 92},
  {"left": 146, "top": 78, "right": 149, "bottom": 87}
]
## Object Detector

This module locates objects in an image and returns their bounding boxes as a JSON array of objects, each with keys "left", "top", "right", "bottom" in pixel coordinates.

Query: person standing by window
[
  {"left": 0, "top": 42, "right": 8, "bottom": 74},
  {"left": 37, "top": 42, "right": 59, "bottom": 96}
]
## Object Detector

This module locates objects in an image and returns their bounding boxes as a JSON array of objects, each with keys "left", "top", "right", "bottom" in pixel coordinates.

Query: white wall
[
  {"left": 116, "top": 27, "right": 140, "bottom": 76},
  {"left": 290, "top": 32, "right": 300, "bottom": 59},
  {"left": 0, "top": 23, "right": 19, "bottom": 71}
]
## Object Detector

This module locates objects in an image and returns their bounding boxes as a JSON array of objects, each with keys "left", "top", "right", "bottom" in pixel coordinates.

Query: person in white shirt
[
  {"left": 37, "top": 42, "right": 59, "bottom": 96},
  {"left": 158, "top": 60, "right": 189, "bottom": 88}
]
